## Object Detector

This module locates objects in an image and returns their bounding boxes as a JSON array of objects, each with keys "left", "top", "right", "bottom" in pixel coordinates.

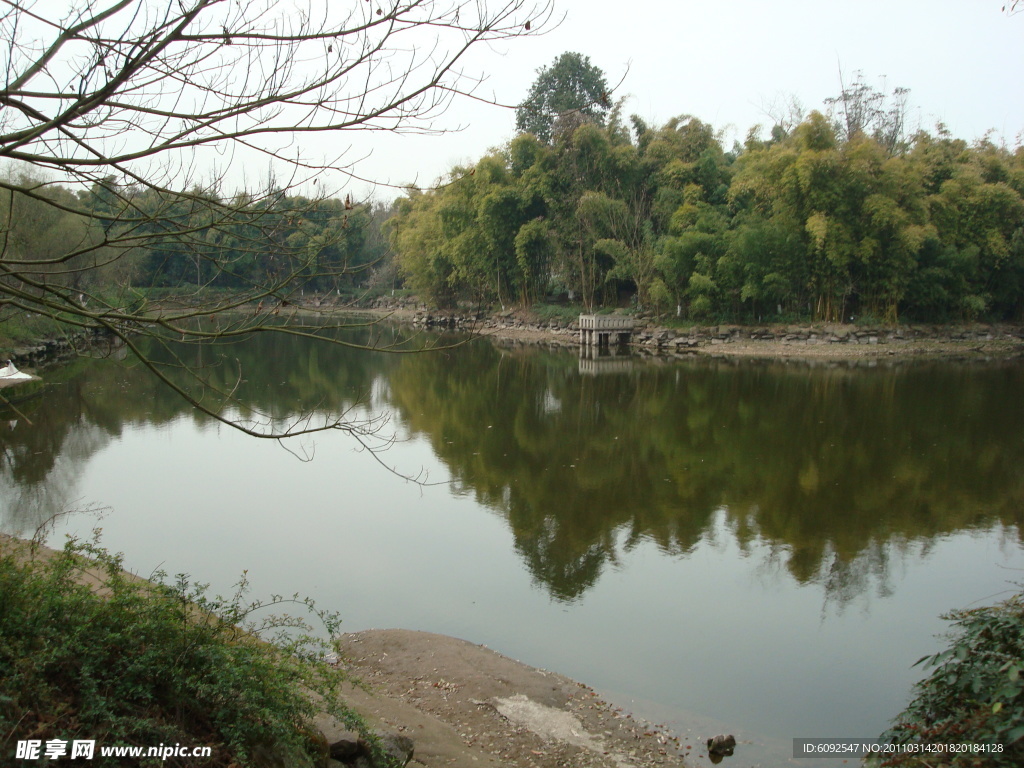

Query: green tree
[
  {"left": 544, "top": 122, "right": 631, "bottom": 308},
  {"left": 395, "top": 89, "right": 1020, "bottom": 323},
  {"left": 393, "top": 182, "right": 465, "bottom": 307},
  {"left": 928, "top": 147, "right": 1024, "bottom": 320},
  {"left": 514, "top": 217, "right": 556, "bottom": 304},
  {"left": 0, "top": 165, "right": 114, "bottom": 297},
  {"left": 657, "top": 183, "right": 730, "bottom": 319},
  {"left": 728, "top": 111, "right": 929, "bottom": 322},
  {"left": 515, "top": 52, "right": 610, "bottom": 144},
  {"left": 478, "top": 185, "right": 526, "bottom": 307}
]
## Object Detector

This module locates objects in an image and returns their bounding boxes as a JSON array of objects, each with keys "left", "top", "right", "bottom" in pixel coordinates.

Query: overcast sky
[{"left": 324, "top": 0, "right": 1023, "bottom": 200}]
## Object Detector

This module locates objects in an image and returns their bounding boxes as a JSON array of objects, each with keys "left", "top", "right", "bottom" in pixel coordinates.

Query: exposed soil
[{"left": 334, "top": 629, "right": 713, "bottom": 768}]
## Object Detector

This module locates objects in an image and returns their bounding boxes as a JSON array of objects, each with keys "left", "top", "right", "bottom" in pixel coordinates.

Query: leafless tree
[
  {"left": 824, "top": 69, "right": 911, "bottom": 156},
  {"left": 0, "top": 0, "right": 553, "bottom": 442}
]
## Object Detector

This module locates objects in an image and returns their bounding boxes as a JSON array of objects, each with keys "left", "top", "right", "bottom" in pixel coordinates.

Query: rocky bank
[{"left": 362, "top": 299, "right": 1024, "bottom": 361}]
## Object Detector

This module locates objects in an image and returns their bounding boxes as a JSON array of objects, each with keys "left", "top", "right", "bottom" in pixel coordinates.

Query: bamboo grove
[
  {"left": 391, "top": 72, "right": 1024, "bottom": 324},
  {"left": 6, "top": 61, "right": 1022, "bottom": 328}
]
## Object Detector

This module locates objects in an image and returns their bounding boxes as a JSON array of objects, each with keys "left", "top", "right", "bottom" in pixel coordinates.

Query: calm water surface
[{"left": 2, "top": 329, "right": 1022, "bottom": 767}]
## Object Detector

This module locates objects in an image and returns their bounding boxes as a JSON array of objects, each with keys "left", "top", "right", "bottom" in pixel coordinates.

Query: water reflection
[
  {"left": 0, "top": 324, "right": 403, "bottom": 534},
  {"left": 2, "top": 332, "right": 1023, "bottom": 613},
  {"left": 385, "top": 344, "right": 1024, "bottom": 605}
]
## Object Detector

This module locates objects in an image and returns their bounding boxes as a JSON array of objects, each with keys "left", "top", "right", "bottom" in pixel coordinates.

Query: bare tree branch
[{"left": 0, "top": 0, "right": 552, "bottom": 441}]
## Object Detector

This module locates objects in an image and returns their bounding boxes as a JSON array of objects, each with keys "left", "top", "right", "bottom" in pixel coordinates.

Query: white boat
[{"left": 0, "top": 361, "right": 34, "bottom": 382}]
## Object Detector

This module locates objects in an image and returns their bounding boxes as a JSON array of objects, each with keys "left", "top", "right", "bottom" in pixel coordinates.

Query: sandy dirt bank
[{"left": 335, "top": 629, "right": 709, "bottom": 768}]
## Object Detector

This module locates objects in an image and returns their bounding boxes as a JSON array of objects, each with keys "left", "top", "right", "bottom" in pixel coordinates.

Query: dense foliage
[
  {"left": 0, "top": 536, "right": 379, "bottom": 767},
  {"left": 393, "top": 65, "right": 1024, "bottom": 323},
  {"left": 6, "top": 51, "right": 1021, "bottom": 330},
  {"left": 515, "top": 52, "right": 610, "bottom": 144},
  {"left": 879, "top": 591, "right": 1024, "bottom": 767},
  {"left": 0, "top": 164, "right": 394, "bottom": 304}
]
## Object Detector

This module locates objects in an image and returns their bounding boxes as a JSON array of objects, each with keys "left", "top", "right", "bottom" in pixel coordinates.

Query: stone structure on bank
[{"left": 577, "top": 314, "right": 635, "bottom": 347}]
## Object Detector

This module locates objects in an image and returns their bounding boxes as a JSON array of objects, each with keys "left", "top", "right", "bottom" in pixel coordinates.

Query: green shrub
[
  {"left": 878, "top": 590, "right": 1024, "bottom": 767},
  {"left": 0, "top": 536, "right": 379, "bottom": 767}
]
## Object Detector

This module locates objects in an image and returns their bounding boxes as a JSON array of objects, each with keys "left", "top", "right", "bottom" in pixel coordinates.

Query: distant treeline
[
  {"left": 0, "top": 166, "right": 395, "bottom": 303},
  {"left": 391, "top": 104, "right": 1024, "bottom": 323}
]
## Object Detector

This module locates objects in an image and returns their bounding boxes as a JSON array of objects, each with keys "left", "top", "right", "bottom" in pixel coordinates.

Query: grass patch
[
  {"left": 530, "top": 303, "right": 581, "bottom": 324},
  {"left": 0, "top": 535, "right": 385, "bottom": 767},
  {"left": 0, "top": 311, "right": 78, "bottom": 353}
]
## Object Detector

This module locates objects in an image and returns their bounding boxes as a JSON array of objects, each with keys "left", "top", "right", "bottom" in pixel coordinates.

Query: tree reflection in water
[
  {"left": 385, "top": 343, "right": 1024, "bottom": 604},
  {"left": 2, "top": 332, "right": 1022, "bottom": 610}
]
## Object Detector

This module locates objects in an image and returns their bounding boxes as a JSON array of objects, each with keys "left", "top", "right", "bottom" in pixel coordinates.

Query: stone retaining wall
[
  {"left": 628, "top": 323, "right": 1024, "bottom": 351},
  {"left": 8, "top": 328, "right": 116, "bottom": 368},
  {"left": 399, "top": 305, "right": 1024, "bottom": 351}
]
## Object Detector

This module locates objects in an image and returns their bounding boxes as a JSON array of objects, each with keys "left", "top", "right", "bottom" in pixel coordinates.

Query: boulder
[
  {"left": 707, "top": 733, "right": 737, "bottom": 763},
  {"left": 376, "top": 733, "right": 414, "bottom": 767},
  {"left": 707, "top": 733, "right": 736, "bottom": 755},
  {"left": 314, "top": 713, "right": 413, "bottom": 766}
]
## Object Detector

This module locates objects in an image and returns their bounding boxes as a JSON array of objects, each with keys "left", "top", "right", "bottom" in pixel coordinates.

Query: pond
[{"left": 2, "top": 326, "right": 1022, "bottom": 767}]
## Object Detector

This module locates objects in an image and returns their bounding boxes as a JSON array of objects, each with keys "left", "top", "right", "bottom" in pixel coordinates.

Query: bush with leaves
[
  {"left": 878, "top": 590, "right": 1024, "bottom": 767},
  {"left": 0, "top": 535, "right": 385, "bottom": 767}
]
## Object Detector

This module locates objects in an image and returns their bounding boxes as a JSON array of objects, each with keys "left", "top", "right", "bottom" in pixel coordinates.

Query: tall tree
[
  {"left": 515, "top": 52, "right": 610, "bottom": 144},
  {"left": 824, "top": 71, "right": 911, "bottom": 156},
  {"left": 393, "top": 98, "right": 1021, "bottom": 324}
]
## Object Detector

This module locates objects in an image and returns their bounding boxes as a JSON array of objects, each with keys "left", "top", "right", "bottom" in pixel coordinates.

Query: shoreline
[
  {"left": 2, "top": 534, "right": 700, "bottom": 768},
  {"left": 335, "top": 628, "right": 701, "bottom": 768},
  {"left": 357, "top": 304, "right": 1024, "bottom": 362},
  {"left": 6, "top": 304, "right": 1022, "bottom": 375}
]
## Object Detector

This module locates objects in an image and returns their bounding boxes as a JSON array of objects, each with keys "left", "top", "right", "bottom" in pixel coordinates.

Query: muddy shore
[{"left": 1, "top": 535, "right": 705, "bottom": 768}]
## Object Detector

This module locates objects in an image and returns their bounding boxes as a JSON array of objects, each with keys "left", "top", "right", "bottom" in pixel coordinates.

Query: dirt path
[{"left": 336, "top": 629, "right": 707, "bottom": 768}]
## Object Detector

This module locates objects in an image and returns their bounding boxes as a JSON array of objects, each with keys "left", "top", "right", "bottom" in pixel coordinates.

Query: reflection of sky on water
[
  {"left": 12, "top": 408, "right": 1021, "bottom": 768},
  {"left": 0, "top": 420, "right": 112, "bottom": 535}
]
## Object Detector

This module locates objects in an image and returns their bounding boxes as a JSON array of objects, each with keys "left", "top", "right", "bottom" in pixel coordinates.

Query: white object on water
[{"left": 0, "top": 361, "right": 33, "bottom": 381}]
